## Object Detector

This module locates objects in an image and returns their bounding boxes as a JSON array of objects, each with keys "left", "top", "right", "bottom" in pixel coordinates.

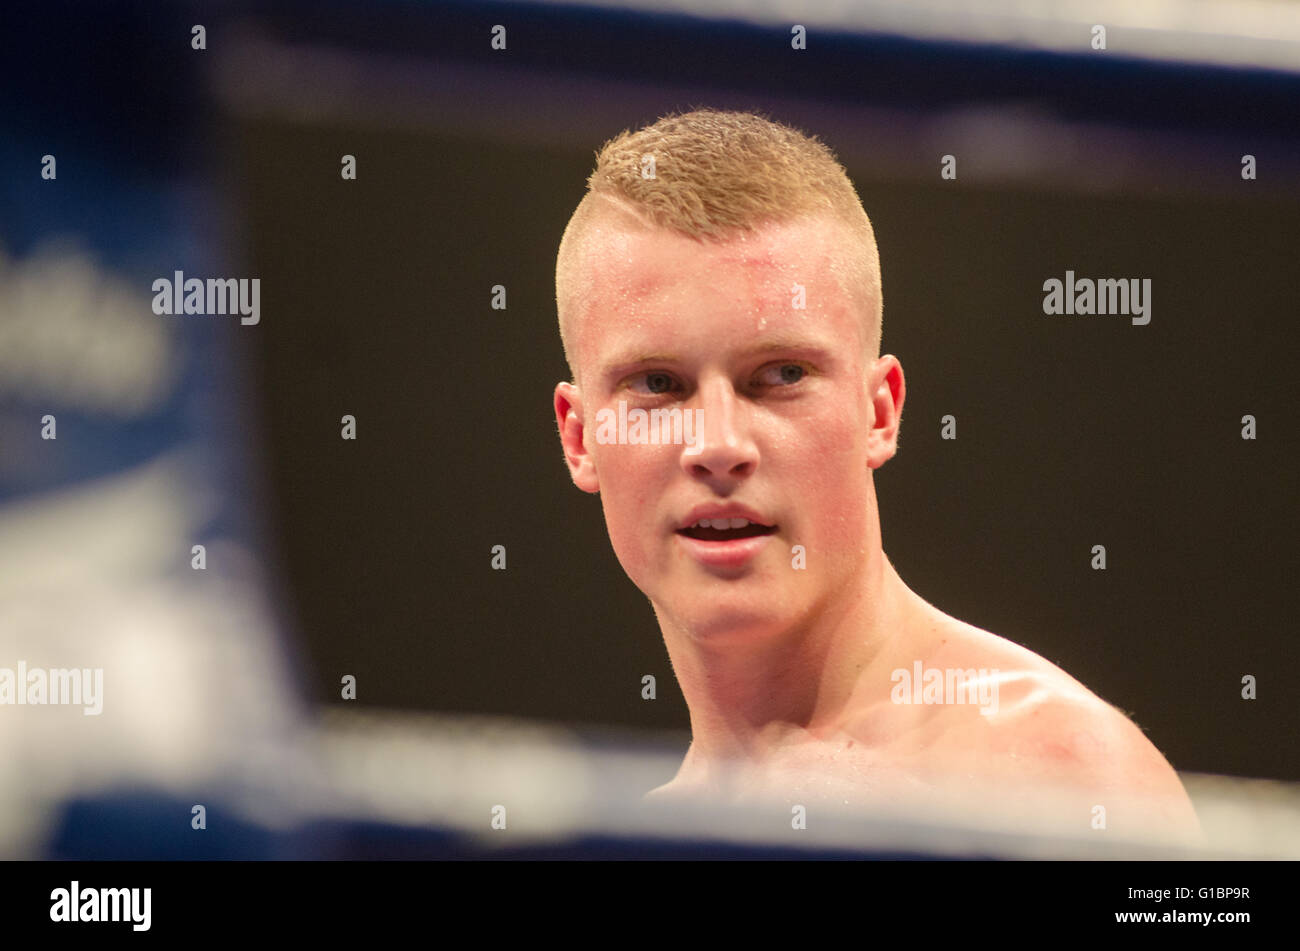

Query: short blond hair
[{"left": 555, "top": 108, "right": 882, "bottom": 380}]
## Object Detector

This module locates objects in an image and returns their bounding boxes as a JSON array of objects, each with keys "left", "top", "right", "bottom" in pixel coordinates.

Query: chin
[{"left": 672, "top": 598, "right": 792, "bottom": 642}]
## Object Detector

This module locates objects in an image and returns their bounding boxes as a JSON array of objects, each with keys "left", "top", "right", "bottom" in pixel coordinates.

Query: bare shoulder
[
  {"left": 911, "top": 613, "right": 1201, "bottom": 841},
  {"left": 922, "top": 615, "right": 1173, "bottom": 770}
]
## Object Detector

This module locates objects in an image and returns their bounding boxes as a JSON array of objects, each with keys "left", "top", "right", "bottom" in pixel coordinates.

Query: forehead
[{"left": 572, "top": 214, "right": 862, "bottom": 373}]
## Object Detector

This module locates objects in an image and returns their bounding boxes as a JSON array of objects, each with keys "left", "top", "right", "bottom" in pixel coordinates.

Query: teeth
[{"left": 692, "top": 517, "right": 751, "bottom": 529}]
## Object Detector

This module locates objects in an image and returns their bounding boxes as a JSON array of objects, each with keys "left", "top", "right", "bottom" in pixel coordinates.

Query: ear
[
  {"left": 866, "top": 355, "right": 905, "bottom": 469},
  {"left": 554, "top": 381, "right": 600, "bottom": 493}
]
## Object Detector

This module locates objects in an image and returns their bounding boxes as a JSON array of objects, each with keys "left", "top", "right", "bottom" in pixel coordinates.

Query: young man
[{"left": 552, "top": 109, "right": 1199, "bottom": 844}]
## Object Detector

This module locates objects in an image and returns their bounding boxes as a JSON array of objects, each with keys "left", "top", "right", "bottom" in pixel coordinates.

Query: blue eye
[
  {"left": 628, "top": 371, "right": 677, "bottom": 395},
  {"left": 757, "top": 363, "right": 807, "bottom": 386}
]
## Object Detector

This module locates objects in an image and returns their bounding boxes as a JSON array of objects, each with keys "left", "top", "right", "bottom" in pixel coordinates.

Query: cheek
[
  {"left": 790, "top": 413, "right": 873, "bottom": 552},
  {"left": 594, "top": 447, "right": 669, "bottom": 570}
]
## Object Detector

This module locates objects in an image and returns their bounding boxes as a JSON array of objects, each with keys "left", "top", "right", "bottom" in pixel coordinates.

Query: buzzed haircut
[{"left": 555, "top": 108, "right": 883, "bottom": 381}]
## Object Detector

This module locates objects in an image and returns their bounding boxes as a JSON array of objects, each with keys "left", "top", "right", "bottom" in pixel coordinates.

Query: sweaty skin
[{"left": 554, "top": 200, "right": 1200, "bottom": 845}]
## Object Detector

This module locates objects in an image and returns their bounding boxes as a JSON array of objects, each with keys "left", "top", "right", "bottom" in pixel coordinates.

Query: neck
[{"left": 655, "top": 540, "right": 920, "bottom": 775}]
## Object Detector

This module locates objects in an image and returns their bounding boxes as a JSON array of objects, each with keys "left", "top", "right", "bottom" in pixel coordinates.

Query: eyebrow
[{"left": 599, "top": 335, "right": 835, "bottom": 376}]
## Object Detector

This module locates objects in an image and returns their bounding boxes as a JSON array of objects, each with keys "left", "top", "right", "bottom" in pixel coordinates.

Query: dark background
[{"left": 204, "top": 1, "right": 1297, "bottom": 780}]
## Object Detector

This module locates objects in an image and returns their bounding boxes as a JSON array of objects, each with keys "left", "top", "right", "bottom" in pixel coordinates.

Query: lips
[
  {"left": 677, "top": 521, "right": 777, "bottom": 541},
  {"left": 674, "top": 525, "right": 776, "bottom": 570},
  {"left": 674, "top": 504, "right": 777, "bottom": 543}
]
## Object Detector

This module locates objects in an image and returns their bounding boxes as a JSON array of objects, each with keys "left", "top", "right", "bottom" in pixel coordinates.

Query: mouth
[
  {"left": 675, "top": 519, "right": 778, "bottom": 542},
  {"left": 673, "top": 518, "right": 777, "bottom": 570}
]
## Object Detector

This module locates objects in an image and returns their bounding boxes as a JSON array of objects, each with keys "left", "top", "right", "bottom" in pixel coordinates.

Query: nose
[{"left": 680, "top": 376, "right": 759, "bottom": 482}]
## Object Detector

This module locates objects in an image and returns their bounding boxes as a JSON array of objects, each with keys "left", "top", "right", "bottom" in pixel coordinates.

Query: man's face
[{"left": 555, "top": 212, "right": 904, "bottom": 644}]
